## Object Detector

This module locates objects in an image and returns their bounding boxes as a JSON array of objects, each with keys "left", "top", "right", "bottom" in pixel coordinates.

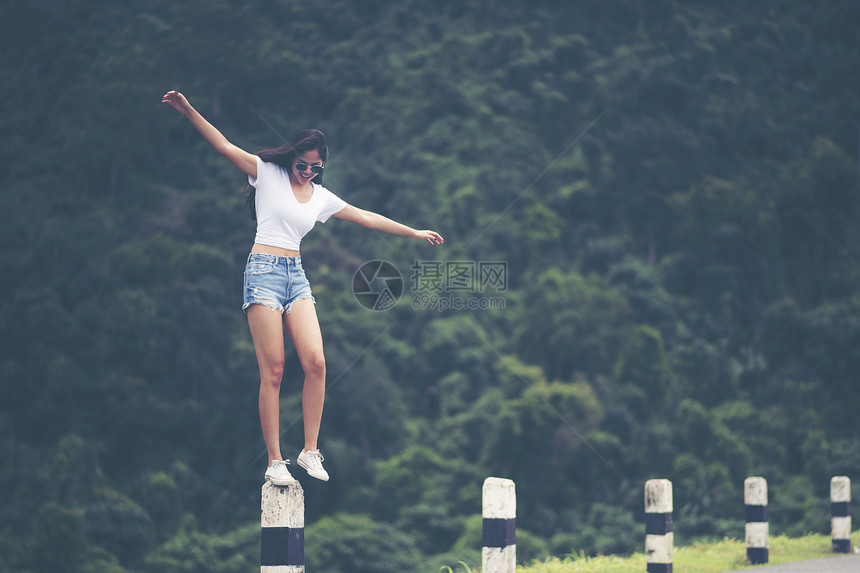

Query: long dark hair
[{"left": 243, "top": 129, "right": 329, "bottom": 221}]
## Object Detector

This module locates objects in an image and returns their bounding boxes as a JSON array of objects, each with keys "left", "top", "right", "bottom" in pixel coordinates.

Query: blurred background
[{"left": 1, "top": 1, "right": 859, "bottom": 571}]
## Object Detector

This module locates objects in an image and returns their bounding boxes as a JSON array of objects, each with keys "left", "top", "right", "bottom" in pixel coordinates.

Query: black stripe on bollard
[
  {"left": 261, "top": 526, "right": 304, "bottom": 567},
  {"left": 833, "top": 539, "right": 851, "bottom": 553},
  {"left": 831, "top": 502, "right": 850, "bottom": 517},
  {"left": 483, "top": 517, "right": 516, "bottom": 548},
  {"left": 745, "top": 505, "right": 768, "bottom": 523},
  {"left": 646, "top": 564, "right": 672, "bottom": 573},
  {"left": 645, "top": 513, "right": 673, "bottom": 535},
  {"left": 747, "top": 547, "right": 768, "bottom": 564}
]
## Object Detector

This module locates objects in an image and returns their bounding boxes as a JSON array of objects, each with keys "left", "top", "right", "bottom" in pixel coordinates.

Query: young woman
[{"left": 162, "top": 91, "right": 443, "bottom": 484}]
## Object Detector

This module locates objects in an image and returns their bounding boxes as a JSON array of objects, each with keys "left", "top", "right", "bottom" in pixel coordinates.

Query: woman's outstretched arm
[
  {"left": 162, "top": 90, "right": 257, "bottom": 178},
  {"left": 333, "top": 204, "right": 444, "bottom": 245}
]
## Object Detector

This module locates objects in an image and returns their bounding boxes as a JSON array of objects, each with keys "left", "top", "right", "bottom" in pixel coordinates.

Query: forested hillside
[{"left": 2, "top": 1, "right": 859, "bottom": 571}]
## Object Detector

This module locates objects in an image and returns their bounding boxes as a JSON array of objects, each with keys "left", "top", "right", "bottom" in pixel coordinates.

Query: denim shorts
[{"left": 243, "top": 253, "right": 315, "bottom": 315}]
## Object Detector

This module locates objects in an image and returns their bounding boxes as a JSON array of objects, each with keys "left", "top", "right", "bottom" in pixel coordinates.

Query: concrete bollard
[
  {"left": 831, "top": 476, "right": 851, "bottom": 553},
  {"left": 482, "top": 477, "right": 516, "bottom": 573},
  {"left": 261, "top": 481, "right": 305, "bottom": 572},
  {"left": 744, "top": 477, "right": 768, "bottom": 565},
  {"left": 645, "top": 479, "right": 673, "bottom": 573}
]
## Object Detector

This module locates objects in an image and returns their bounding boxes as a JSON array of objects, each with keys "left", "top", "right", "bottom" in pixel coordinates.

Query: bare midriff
[{"left": 250, "top": 243, "right": 301, "bottom": 258}]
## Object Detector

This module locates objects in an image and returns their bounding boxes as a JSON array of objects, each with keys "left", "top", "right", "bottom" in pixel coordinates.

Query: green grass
[{"left": 443, "top": 531, "right": 859, "bottom": 573}]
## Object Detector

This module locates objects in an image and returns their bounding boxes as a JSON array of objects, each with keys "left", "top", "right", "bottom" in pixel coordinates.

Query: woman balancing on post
[{"left": 162, "top": 91, "right": 443, "bottom": 484}]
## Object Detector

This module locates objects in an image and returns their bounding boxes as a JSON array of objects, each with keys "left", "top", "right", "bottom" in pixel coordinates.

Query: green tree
[{"left": 305, "top": 513, "right": 423, "bottom": 573}]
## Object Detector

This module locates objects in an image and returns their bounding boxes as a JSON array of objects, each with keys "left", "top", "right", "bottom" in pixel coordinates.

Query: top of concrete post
[
  {"left": 261, "top": 481, "right": 305, "bottom": 528},
  {"left": 483, "top": 477, "right": 516, "bottom": 519},
  {"left": 744, "top": 477, "right": 768, "bottom": 505},
  {"left": 831, "top": 476, "right": 851, "bottom": 502},
  {"left": 645, "top": 479, "right": 673, "bottom": 513}
]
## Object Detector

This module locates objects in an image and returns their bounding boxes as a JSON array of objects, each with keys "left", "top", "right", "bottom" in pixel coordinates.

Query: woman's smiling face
[{"left": 292, "top": 150, "right": 324, "bottom": 186}]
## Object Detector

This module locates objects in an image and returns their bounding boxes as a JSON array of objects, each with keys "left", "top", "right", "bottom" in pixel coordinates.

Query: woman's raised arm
[
  {"left": 333, "top": 205, "right": 444, "bottom": 245},
  {"left": 162, "top": 90, "right": 257, "bottom": 178}
]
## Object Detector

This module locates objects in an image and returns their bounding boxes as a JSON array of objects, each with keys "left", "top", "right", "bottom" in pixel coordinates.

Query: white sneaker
[
  {"left": 297, "top": 449, "right": 329, "bottom": 481},
  {"left": 264, "top": 459, "right": 296, "bottom": 486}
]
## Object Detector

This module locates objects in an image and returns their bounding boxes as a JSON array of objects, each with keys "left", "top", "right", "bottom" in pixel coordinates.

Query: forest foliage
[{"left": 1, "top": 1, "right": 859, "bottom": 571}]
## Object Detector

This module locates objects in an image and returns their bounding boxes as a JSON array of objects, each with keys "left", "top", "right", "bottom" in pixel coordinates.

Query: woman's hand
[
  {"left": 162, "top": 90, "right": 193, "bottom": 115},
  {"left": 414, "top": 230, "right": 444, "bottom": 245}
]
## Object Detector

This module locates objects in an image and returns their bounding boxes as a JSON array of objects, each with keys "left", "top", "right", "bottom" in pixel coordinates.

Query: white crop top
[{"left": 249, "top": 156, "right": 347, "bottom": 251}]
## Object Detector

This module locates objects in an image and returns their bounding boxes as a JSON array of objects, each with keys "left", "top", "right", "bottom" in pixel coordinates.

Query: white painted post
[
  {"left": 744, "top": 477, "right": 768, "bottom": 564},
  {"left": 831, "top": 476, "right": 851, "bottom": 553},
  {"left": 645, "top": 479, "right": 673, "bottom": 573},
  {"left": 261, "top": 481, "right": 305, "bottom": 572},
  {"left": 482, "top": 477, "right": 516, "bottom": 573}
]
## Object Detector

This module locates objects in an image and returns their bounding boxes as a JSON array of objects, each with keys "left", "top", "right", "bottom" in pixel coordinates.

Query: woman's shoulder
[
  {"left": 257, "top": 157, "right": 291, "bottom": 180},
  {"left": 314, "top": 183, "right": 345, "bottom": 200},
  {"left": 259, "top": 156, "right": 288, "bottom": 172}
]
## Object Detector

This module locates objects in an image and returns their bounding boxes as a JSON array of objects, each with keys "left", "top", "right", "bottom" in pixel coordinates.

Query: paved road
[{"left": 723, "top": 554, "right": 860, "bottom": 573}]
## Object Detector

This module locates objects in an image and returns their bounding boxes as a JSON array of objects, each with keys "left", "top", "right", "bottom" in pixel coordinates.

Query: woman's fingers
[
  {"left": 161, "top": 90, "right": 185, "bottom": 104},
  {"left": 421, "top": 230, "right": 444, "bottom": 245},
  {"left": 162, "top": 91, "right": 190, "bottom": 113}
]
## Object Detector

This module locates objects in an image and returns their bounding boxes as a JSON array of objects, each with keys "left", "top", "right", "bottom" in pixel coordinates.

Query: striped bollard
[
  {"left": 645, "top": 479, "right": 673, "bottom": 573},
  {"left": 482, "top": 477, "right": 516, "bottom": 573},
  {"left": 831, "top": 476, "right": 851, "bottom": 553},
  {"left": 261, "top": 481, "right": 304, "bottom": 572},
  {"left": 745, "top": 477, "right": 768, "bottom": 564}
]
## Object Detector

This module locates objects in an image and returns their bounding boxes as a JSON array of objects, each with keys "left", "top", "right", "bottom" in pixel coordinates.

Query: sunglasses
[{"left": 295, "top": 162, "right": 324, "bottom": 175}]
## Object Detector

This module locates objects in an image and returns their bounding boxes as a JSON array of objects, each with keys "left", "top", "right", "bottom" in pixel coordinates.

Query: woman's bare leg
[
  {"left": 247, "top": 304, "right": 287, "bottom": 466},
  {"left": 283, "top": 298, "right": 326, "bottom": 451}
]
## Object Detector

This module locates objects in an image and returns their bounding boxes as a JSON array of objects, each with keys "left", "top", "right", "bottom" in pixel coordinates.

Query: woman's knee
[
  {"left": 260, "top": 361, "right": 285, "bottom": 389},
  {"left": 303, "top": 353, "right": 326, "bottom": 380}
]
